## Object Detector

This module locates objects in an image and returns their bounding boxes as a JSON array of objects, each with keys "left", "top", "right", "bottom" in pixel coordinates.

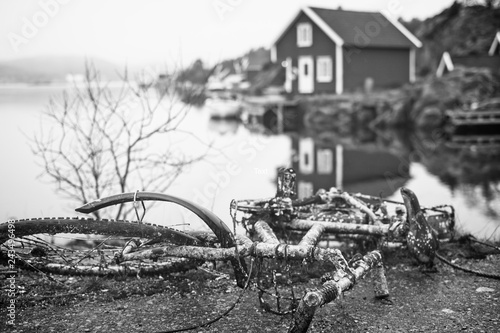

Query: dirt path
[{"left": 1, "top": 248, "right": 499, "bottom": 333}]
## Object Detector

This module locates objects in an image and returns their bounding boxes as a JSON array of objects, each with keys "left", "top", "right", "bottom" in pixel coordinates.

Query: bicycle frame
[
  {"left": 230, "top": 168, "right": 455, "bottom": 243},
  {"left": 6, "top": 167, "right": 452, "bottom": 333},
  {"left": 75, "top": 190, "right": 389, "bottom": 333}
]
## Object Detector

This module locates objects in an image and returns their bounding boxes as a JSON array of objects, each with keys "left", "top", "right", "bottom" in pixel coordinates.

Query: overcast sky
[{"left": 1, "top": 0, "right": 455, "bottom": 67}]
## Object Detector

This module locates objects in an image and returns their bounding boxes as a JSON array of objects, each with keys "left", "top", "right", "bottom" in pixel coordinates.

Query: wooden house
[
  {"left": 206, "top": 60, "right": 246, "bottom": 92},
  {"left": 246, "top": 48, "right": 271, "bottom": 82},
  {"left": 207, "top": 48, "right": 272, "bottom": 91},
  {"left": 436, "top": 52, "right": 500, "bottom": 78},
  {"left": 270, "top": 7, "right": 422, "bottom": 94},
  {"left": 436, "top": 32, "right": 500, "bottom": 77}
]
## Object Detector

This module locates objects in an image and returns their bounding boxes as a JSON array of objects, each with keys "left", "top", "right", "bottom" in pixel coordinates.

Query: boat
[
  {"left": 240, "top": 96, "right": 300, "bottom": 133},
  {"left": 204, "top": 96, "right": 242, "bottom": 119}
]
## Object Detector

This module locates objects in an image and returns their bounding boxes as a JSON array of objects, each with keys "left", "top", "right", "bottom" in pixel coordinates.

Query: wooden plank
[
  {"left": 447, "top": 135, "right": 500, "bottom": 149},
  {"left": 452, "top": 119, "right": 500, "bottom": 125},
  {"left": 447, "top": 110, "right": 500, "bottom": 117},
  {"left": 451, "top": 135, "right": 500, "bottom": 142}
]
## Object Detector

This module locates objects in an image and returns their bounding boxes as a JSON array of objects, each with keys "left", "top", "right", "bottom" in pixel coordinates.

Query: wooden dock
[
  {"left": 446, "top": 109, "right": 500, "bottom": 126},
  {"left": 446, "top": 134, "right": 500, "bottom": 149},
  {"left": 242, "top": 96, "right": 301, "bottom": 133}
]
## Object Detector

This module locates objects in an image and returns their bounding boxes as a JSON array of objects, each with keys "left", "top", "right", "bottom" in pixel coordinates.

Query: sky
[{"left": 0, "top": 0, "right": 456, "bottom": 68}]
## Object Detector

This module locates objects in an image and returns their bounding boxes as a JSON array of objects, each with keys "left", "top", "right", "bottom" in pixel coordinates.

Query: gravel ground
[{"left": 1, "top": 245, "right": 499, "bottom": 333}]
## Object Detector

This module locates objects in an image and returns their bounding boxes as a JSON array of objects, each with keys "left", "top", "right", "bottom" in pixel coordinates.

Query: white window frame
[
  {"left": 297, "top": 181, "right": 314, "bottom": 199},
  {"left": 298, "top": 137, "right": 314, "bottom": 174},
  {"left": 316, "top": 56, "right": 332, "bottom": 83},
  {"left": 297, "top": 23, "right": 312, "bottom": 47},
  {"left": 317, "top": 148, "right": 333, "bottom": 174}
]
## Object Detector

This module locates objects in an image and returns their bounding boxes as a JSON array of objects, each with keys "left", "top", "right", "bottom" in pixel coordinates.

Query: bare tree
[{"left": 32, "top": 63, "right": 207, "bottom": 219}]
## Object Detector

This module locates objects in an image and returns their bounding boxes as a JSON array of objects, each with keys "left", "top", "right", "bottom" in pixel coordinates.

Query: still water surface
[{"left": 0, "top": 84, "right": 498, "bottom": 241}]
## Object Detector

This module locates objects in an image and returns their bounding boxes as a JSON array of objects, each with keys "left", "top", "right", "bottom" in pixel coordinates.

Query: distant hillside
[
  {"left": 0, "top": 56, "right": 122, "bottom": 83},
  {"left": 403, "top": 2, "right": 500, "bottom": 76}
]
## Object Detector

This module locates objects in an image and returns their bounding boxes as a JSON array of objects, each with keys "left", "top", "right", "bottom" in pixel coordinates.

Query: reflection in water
[
  {"left": 241, "top": 104, "right": 500, "bottom": 240},
  {"left": 344, "top": 127, "right": 500, "bottom": 239},
  {"left": 289, "top": 135, "right": 409, "bottom": 199},
  {"left": 409, "top": 129, "right": 500, "bottom": 219}
]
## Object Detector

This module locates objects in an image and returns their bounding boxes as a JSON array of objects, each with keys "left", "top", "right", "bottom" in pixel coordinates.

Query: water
[
  {"left": 0, "top": 84, "right": 73, "bottom": 218},
  {"left": 1, "top": 84, "right": 499, "bottom": 241}
]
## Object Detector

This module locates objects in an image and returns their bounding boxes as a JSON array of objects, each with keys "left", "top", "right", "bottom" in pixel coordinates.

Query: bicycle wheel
[
  {"left": 2, "top": 191, "right": 248, "bottom": 286},
  {"left": 75, "top": 191, "right": 248, "bottom": 287},
  {"left": 0, "top": 217, "right": 204, "bottom": 276}
]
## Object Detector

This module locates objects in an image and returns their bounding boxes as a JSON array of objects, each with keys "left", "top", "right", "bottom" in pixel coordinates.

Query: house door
[{"left": 298, "top": 56, "right": 314, "bottom": 93}]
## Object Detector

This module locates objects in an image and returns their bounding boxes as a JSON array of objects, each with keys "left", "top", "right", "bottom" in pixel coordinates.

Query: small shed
[
  {"left": 436, "top": 51, "right": 500, "bottom": 78},
  {"left": 437, "top": 32, "right": 500, "bottom": 77}
]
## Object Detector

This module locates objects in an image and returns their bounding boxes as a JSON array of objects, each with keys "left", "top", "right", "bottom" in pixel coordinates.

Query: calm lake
[{"left": 1, "top": 83, "right": 499, "bottom": 241}]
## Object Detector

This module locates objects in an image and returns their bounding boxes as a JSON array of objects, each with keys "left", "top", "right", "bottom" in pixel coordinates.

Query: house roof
[
  {"left": 489, "top": 31, "right": 500, "bottom": 56},
  {"left": 309, "top": 7, "right": 420, "bottom": 48},
  {"left": 436, "top": 51, "right": 500, "bottom": 77},
  {"left": 273, "top": 7, "right": 422, "bottom": 49}
]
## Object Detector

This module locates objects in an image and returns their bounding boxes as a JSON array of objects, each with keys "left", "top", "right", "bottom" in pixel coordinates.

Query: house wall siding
[
  {"left": 275, "top": 12, "right": 336, "bottom": 94},
  {"left": 343, "top": 47, "right": 410, "bottom": 91},
  {"left": 274, "top": 11, "right": 413, "bottom": 94}
]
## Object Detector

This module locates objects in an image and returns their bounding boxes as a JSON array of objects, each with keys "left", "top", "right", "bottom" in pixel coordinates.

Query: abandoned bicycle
[{"left": 1, "top": 169, "right": 458, "bottom": 332}]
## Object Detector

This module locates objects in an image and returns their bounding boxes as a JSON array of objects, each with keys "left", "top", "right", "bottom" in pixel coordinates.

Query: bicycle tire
[
  {"left": 1, "top": 217, "right": 206, "bottom": 276},
  {"left": 0, "top": 217, "right": 201, "bottom": 246}
]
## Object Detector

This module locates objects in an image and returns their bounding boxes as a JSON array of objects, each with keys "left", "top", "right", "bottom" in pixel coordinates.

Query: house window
[
  {"left": 316, "top": 56, "right": 332, "bottom": 82},
  {"left": 297, "top": 23, "right": 312, "bottom": 47},
  {"left": 297, "top": 181, "right": 314, "bottom": 199},
  {"left": 317, "top": 149, "right": 333, "bottom": 174}
]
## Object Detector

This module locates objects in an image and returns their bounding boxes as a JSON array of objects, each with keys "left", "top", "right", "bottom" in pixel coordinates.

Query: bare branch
[{"left": 31, "top": 62, "right": 206, "bottom": 220}]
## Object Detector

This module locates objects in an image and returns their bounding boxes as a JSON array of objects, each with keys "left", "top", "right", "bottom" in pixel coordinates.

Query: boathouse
[
  {"left": 270, "top": 7, "right": 422, "bottom": 94},
  {"left": 436, "top": 32, "right": 500, "bottom": 77},
  {"left": 436, "top": 52, "right": 500, "bottom": 78}
]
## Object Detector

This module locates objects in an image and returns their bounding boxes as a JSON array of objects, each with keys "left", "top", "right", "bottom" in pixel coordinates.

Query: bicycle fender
[{"left": 76, "top": 192, "right": 236, "bottom": 248}]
